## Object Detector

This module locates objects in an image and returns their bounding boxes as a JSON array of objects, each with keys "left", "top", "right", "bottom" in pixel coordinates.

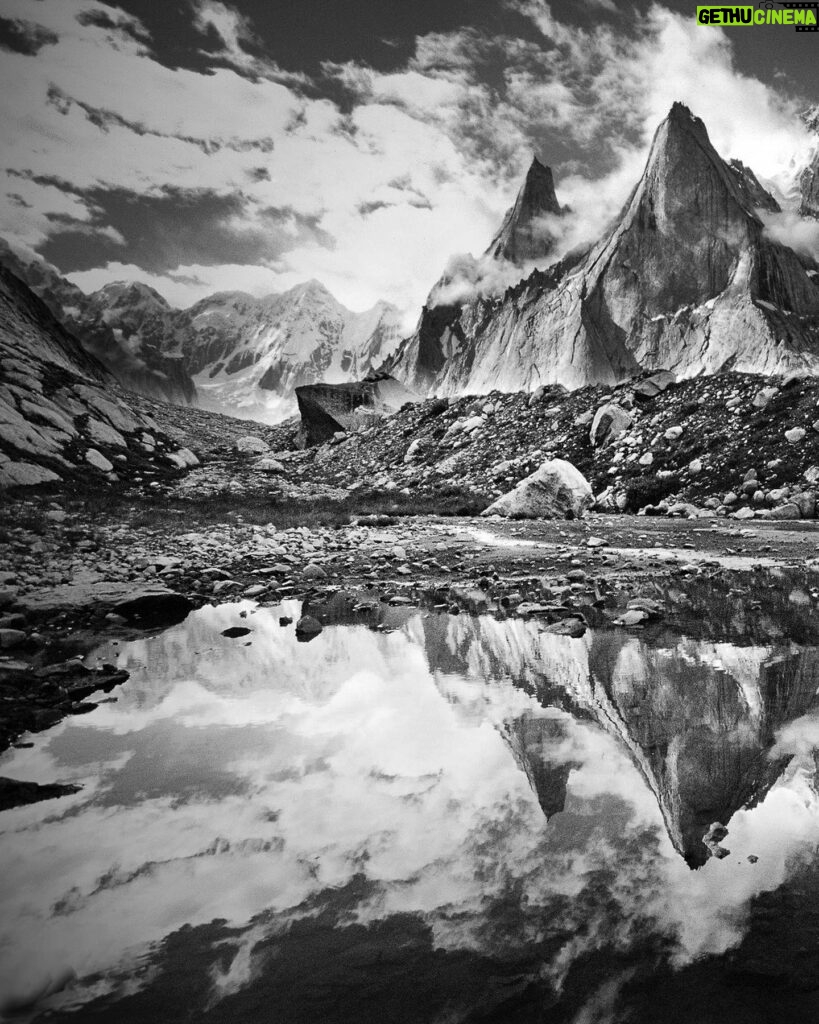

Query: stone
[
  {"left": 765, "top": 503, "right": 802, "bottom": 520},
  {"left": 752, "top": 387, "right": 778, "bottom": 409},
  {"left": 235, "top": 436, "right": 269, "bottom": 455},
  {"left": 590, "top": 403, "right": 633, "bottom": 446},
  {"left": 732, "top": 507, "right": 756, "bottom": 520},
  {"left": 221, "top": 626, "right": 252, "bottom": 638},
  {"left": 303, "top": 563, "right": 328, "bottom": 580},
  {"left": 785, "top": 427, "right": 806, "bottom": 444},
  {"left": 0, "top": 628, "right": 26, "bottom": 649},
  {"left": 663, "top": 425, "right": 683, "bottom": 441},
  {"left": 257, "top": 457, "right": 285, "bottom": 473},
  {"left": 688, "top": 459, "right": 702, "bottom": 475},
  {"left": 295, "top": 615, "right": 323, "bottom": 641},
  {"left": 85, "top": 448, "right": 114, "bottom": 473},
  {"left": 482, "top": 459, "right": 593, "bottom": 520},
  {"left": 86, "top": 417, "right": 127, "bottom": 448},
  {"left": 723, "top": 491, "right": 738, "bottom": 505},
  {"left": 638, "top": 451, "right": 654, "bottom": 466},
  {"left": 793, "top": 491, "right": 816, "bottom": 518},
  {"left": 0, "top": 462, "right": 60, "bottom": 488}
]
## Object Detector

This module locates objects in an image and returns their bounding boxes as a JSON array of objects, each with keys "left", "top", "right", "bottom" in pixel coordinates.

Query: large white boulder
[{"left": 482, "top": 458, "right": 593, "bottom": 519}]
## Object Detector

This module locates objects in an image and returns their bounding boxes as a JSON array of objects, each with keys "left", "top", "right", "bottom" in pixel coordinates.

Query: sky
[{"left": 0, "top": 0, "right": 817, "bottom": 318}]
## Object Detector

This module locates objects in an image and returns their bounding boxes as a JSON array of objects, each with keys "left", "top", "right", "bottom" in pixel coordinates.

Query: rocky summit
[{"left": 390, "top": 103, "right": 819, "bottom": 396}]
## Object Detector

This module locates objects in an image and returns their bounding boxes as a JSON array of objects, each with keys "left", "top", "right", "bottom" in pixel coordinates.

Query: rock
[
  {"left": 0, "top": 461, "right": 60, "bottom": 487},
  {"left": 0, "top": 777, "right": 82, "bottom": 811},
  {"left": 638, "top": 451, "right": 654, "bottom": 466},
  {"left": 633, "top": 371, "right": 676, "bottom": 399},
  {"left": 793, "top": 491, "right": 816, "bottom": 518},
  {"left": 752, "top": 387, "right": 778, "bottom": 409},
  {"left": 257, "top": 457, "right": 285, "bottom": 473},
  {"left": 764, "top": 503, "right": 802, "bottom": 520},
  {"left": 482, "top": 459, "right": 593, "bottom": 520},
  {"left": 303, "top": 563, "right": 328, "bottom": 580},
  {"left": 404, "top": 439, "right": 422, "bottom": 463},
  {"left": 732, "top": 507, "right": 756, "bottom": 520},
  {"left": 615, "top": 609, "right": 649, "bottom": 626},
  {"left": 296, "top": 376, "right": 420, "bottom": 446},
  {"left": 590, "top": 403, "right": 633, "bottom": 446},
  {"left": 295, "top": 615, "right": 323, "bottom": 641},
  {"left": 85, "top": 448, "right": 114, "bottom": 473},
  {"left": 221, "top": 626, "right": 252, "bottom": 638},
  {"left": 18, "top": 583, "right": 192, "bottom": 627},
  {"left": 723, "top": 491, "right": 738, "bottom": 505},
  {"left": 235, "top": 436, "right": 269, "bottom": 455},
  {"left": 663, "top": 425, "right": 683, "bottom": 441},
  {"left": 785, "top": 427, "right": 806, "bottom": 444},
  {"left": 688, "top": 458, "right": 702, "bottom": 475},
  {"left": 0, "top": 628, "right": 26, "bottom": 648}
]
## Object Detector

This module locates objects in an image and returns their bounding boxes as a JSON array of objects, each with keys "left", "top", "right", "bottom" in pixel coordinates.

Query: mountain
[
  {"left": 0, "top": 241, "right": 403, "bottom": 424},
  {"left": 800, "top": 104, "right": 819, "bottom": 218},
  {"left": 486, "top": 156, "right": 563, "bottom": 264},
  {"left": 181, "top": 281, "right": 402, "bottom": 423},
  {"left": 0, "top": 242, "right": 196, "bottom": 406},
  {"left": 0, "top": 266, "right": 198, "bottom": 488},
  {"left": 390, "top": 102, "right": 819, "bottom": 396}
]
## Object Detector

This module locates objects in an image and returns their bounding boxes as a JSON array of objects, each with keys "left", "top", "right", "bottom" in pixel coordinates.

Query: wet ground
[{"left": 2, "top": 566, "right": 819, "bottom": 1022}]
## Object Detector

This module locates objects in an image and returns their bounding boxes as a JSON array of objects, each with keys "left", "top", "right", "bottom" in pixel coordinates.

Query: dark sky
[
  {"left": 1, "top": 0, "right": 817, "bottom": 311},
  {"left": 101, "top": 0, "right": 819, "bottom": 96}
]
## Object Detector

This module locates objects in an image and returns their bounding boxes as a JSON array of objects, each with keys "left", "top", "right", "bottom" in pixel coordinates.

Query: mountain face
[
  {"left": 0, "top": 267, "right": 198, "bottom": 489},
  {"left": 800, "top": 104, "right": 819, "bottom": 218},
  {"left": 182, "top": 282, "right": 402, "bottom": 423},
  {"left": 391, "top": 103, "right": 819, "bottom": 396},
  {"left": 0, "top": 243, "right": 196, "bottom": 407},
  {"left": 486, "top": 156, "right": 563, "bottom": 264},
  {"left": 0, "top": 241, "right": 402, "bottom": 424}
]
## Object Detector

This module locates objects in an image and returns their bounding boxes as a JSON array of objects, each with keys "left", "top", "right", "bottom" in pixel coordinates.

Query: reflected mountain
[{"left": 421, "top": 611, "right": 819, "bottom": 867}]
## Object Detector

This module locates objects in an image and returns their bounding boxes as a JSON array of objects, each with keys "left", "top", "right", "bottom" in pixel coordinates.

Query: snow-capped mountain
[
  {"left": 180, "top": 281, "right": 402, "bottom": 422},
  {"left": 0, "top": 242, "right": 196, "bottom": 406},
  {"left": 390, "top": 103, "right": 819, "bottom": 396},
  {"left": 0, "top": 241, "right": 402, "bottom": 422}
]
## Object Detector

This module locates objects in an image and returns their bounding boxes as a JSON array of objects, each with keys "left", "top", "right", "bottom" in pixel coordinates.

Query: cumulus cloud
[
  {"left": 759, "top": 209, "right": 819, "bottom": 261},
  {"left": 0, "top": 0, "right": 816, "bottom": 321}
]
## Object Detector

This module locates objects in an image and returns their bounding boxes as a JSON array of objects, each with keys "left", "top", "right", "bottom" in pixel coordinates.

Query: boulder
[
  {"left": 296, "top": 374, "right": 420, "bottom": 446},
  {"left": 590, "top": 403, "right": 633, "bottom": 447},
  {"left": 482, "top": 459, "right": 592, "bottom": 520},
  {"left": 235, "top": 436, "right": 269, "bottom": 455}
]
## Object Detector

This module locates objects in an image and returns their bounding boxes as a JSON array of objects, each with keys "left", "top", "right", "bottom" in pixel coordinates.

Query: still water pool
[{"left": 2, "top": 596, "right": 819, "bottom": 1022}]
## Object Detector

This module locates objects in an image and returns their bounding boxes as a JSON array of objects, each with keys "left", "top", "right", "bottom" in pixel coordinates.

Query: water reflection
[{"left": 1, "top": 598, "right": 818, "bottom": 1022}]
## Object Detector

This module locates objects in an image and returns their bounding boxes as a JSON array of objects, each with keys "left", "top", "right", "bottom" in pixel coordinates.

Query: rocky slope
[
  {"left": 391, "top": 103, "right": 819, "bottom": 396},
  {"left": 267, "top": 369, "right": 819, "bottom": 523},
  {"left": 0, "top": 243, "right": 196, "bottom": 406},
  {"left": 0, "top": 266, "right": 199, "bottom": 489}
]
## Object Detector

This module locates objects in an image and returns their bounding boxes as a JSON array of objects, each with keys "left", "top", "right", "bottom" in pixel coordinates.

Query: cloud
[
  {"left": 759, "top": 209, "right": 819, "bottom": 261},
  {"left": 0, "top": 15, "right": 58, "bottom": 55},
  {"left": 0, "top": 0, "right": 816, "bottom": 321}
]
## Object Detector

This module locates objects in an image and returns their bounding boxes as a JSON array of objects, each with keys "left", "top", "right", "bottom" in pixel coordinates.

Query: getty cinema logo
[{"left": 697, "top": 2, "right": 818, "bottom": 29}]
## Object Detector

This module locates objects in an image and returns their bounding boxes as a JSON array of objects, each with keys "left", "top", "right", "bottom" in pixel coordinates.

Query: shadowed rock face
[
  {"left": 502, "top": 713, "right": 579, "bottom": 820},
  {"left": 295, "top": 374, "right": 420, "bottom": 445},
  {"left": 487, "top": 157, "right": 563, "bottom": 265},
  {"left": 419, "top": 595, "right": 819, "bottom": 869},
  {"left": 391, "top": 103, "right": 819, "bottom": 397},
  {"left": 799, "top": 105, "right": 819, "bottom": 219},
  {"left": 0, "top": 266, "right": 199, "bottom": 488}
]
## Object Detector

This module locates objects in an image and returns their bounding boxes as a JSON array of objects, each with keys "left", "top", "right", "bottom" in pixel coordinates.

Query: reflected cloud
[{"left": 1, "top": 601, "right": 818, "bottom": 1020}]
